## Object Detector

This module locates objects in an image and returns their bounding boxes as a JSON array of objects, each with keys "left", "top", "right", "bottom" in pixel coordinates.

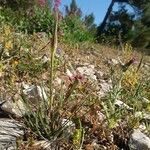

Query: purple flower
[
  {"left": 54, "top": 0, "right": 61, "bottom": 11},
  {"left": 56, "top": 48, "right": 62, "bottom": 55}
]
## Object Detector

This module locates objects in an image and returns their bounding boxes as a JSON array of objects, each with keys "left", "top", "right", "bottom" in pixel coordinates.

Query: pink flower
[
  {"left": 54, "top": 0, "right": 61, "bottom": 11},
  {"left": 130, "top": 57, "right": 138, "bottom": 64},
  {"left": 122, "top": 57, "right": 138, "bottom": 72},
  {"left": 66, "top": 69, "right": 85, "bottom": 82},
  {"left": 38, "top": 0, "right": 46, "bottom": 6}
]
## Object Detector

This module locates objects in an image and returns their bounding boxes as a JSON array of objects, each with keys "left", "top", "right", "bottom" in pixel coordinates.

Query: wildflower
[
  {"left": 66, "top": 69, "right": 85, "bottom": 82},
  {"left": 56, "top": 48, "right": 62, "bottom": 55},
  {"left": 11, "top": 58, "right": 19, "bottom": 67},
  {"left": 122, "top": 57, "right": 137, "bottom": 72},
  {"left": 38, "top": 0, "right": 46, "bottom": 6},
  {"left": 4, "top": 40, "right": 13, "bottom": 50},
  {"left": 54, "top": 0, "right": 61, "bottom": 11},
  {"left": 123, "top": 43, "right": 133, "bottom": 60},
  {"left": 64, "top": 69, "right": 85, "bottom": 101},
  {"left": 122, "top": 68, "right": 140, "bottom": 89},
  {"left": 4, "top": 25, "right": 11, "bottom": 36},
  {"left": 73, "top": 129, "right": 82, "bottom": 146}
]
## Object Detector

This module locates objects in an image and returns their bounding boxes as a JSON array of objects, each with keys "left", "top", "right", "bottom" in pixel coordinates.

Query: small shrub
[
  {"left": 0, "top": 0, "right": 35, "bottom": 10},
  {"left": 0, "top": 6, "right": 54, "bottom": 35},
  {"left": 23, "top": 6, "right": 54, "bottom": 34},
  {"left": 60, "top": 15, "right": 94, "bottom": 44}
]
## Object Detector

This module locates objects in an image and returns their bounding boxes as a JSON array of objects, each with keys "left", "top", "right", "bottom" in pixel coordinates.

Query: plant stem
[{"left": 50, "top": 11, "right": 58, "bottom": 110}]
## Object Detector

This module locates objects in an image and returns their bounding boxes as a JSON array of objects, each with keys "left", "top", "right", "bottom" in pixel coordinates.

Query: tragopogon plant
[{"left": 49, "top": 0, "right": 61, "bottom": 110}]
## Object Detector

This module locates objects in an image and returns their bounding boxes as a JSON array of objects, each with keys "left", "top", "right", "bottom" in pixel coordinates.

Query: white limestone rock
[
  {"left": 1, "top": 100, "right": 26, "bottom": 117},
  {"left": 0, "top": 119, "right": 24, "bottom": 150},
  {"left": 77, "top": 65, "right": 97, "bottom": 81},
  {"left": 22, "top": 84, "right": 48, "bottom": 104},
  {"left": 129, "top": 129, "right": 150, "bottom": 150}
]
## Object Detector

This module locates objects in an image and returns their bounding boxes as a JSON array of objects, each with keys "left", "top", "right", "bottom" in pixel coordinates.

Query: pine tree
[
  {"left": 65, "top": 0, "right": 82, "bottom": 17},
  {"left": 97, "top": 0, "right": 150, "bottom": 50},
  {"left": 129, "top": 0, "right": 150, "bottom": 49},
  {"left": 97, "top": 0, "right": 129, "bottom": 35},
  {"left": 84, "top": 13, "right": 97, "bottom": 35}
]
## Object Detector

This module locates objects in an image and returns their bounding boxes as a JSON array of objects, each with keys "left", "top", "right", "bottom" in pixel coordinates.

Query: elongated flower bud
[
  {"left": 38, "top": 0, "right": 46, "bottom": 6},
  {"left": 54, "top": 0, "right": 61, "bottom": 11}
]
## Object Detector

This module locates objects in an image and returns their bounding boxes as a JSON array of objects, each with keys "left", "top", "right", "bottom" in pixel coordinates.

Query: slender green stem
[{"left": 50, "top": 11, "right": 58, "bottom": 110}]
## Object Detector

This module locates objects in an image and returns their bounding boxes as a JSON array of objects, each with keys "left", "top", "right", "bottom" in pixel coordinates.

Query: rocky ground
[{"left": 0, "top": 36, "right": 150, "bottom": 149}]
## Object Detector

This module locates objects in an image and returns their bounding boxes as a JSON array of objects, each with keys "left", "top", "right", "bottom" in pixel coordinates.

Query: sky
[{"left": 60, "top": 0, "right": 118, "bottom": 25}]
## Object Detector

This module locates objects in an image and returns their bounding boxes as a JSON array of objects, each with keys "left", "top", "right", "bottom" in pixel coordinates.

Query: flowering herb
[
  {"left": 54, "top": 0, "right": 61, "bottom": 11},
  {"left": 56, "top": 48, "right": 62, "bottom": 55},
  {"left": 49, "top": 0, "right": 61, "bottom": 109},
  {"left": 38, "top": 0, "right": 46, "bottom": 6},
  {"left": 66, "top": 69, "right": 85, "bottom": 83},
  {"left": 122, "top": 57, "right": 138, "bottom": 72},
  {"left": 64, "top": 69, "right": 85, "bottom": 101}
]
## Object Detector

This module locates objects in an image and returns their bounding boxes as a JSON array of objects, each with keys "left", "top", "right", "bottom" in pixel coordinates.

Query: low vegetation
[{"left": 0, "top": 0, "right": 150, "bottom": 150}]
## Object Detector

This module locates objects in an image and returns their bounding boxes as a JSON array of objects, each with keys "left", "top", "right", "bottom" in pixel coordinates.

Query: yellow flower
[
  {"left": 11, "top": 59, "right": 19, "bottom": 68},
  {"left": 4, "top": 25, "right": 11, "bottom": 36},
  {"left": 123, "top": 43, "right": 134, "bottom": 60},
  {"left": 5, "top": 40, "right": 13, "bottom": 50},
  {"left": 73, "top": 129, "right": 82, "bottom": 146},
  {"left": 122, "top": 68, "right": 140, "bottom": 89}
]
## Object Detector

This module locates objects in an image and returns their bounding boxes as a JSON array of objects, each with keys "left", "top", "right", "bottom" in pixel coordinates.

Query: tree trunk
[
  {"left": 98, "top": 0, "right": 129, "bottom": 34},
  {"left": 99, "top": 0, "right": 115, "bottom": 33}
]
